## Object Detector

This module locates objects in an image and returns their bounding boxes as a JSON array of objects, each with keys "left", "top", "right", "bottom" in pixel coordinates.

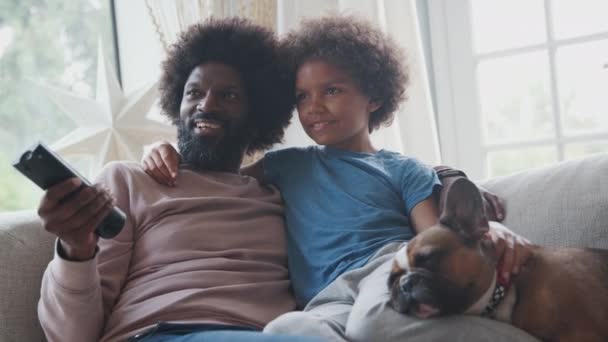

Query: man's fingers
[
  {"left": 40, "top": 186, "right": 99, "bottom": 233},
  {"left": 45, "top": 188, "right": 110, "bottom": 236},
  {"left": 38, "top": 178, "right": 82, "bottom": 215},
  {"left": 79, "top": 199, "right": 114, "bottom": 238},
  {"left": 66, "top": 187, "right": 113, "bottom": 233}
]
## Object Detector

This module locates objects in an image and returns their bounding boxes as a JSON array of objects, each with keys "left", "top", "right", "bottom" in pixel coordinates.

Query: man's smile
[{"left": 192, "top": 118, "right": 226, "bottom": 137}]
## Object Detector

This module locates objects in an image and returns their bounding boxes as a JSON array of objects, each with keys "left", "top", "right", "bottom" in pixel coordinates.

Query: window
[
  {"left": 0, "top": 0, "right": 116, "bottom": 211},
  {"left": 429, "top": 0, "right": 608, "bottom": 179}
]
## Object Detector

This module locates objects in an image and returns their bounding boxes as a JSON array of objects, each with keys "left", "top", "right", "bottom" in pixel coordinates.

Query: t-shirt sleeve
[
  {"left": 263, "top": 147, "right": 307, "bottom": 188},
  {"left": 400, "top": 158, "right": 442, "bottom": 214}
]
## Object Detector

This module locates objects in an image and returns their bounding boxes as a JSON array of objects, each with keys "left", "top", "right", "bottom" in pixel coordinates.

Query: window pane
[
  {"left": 0, "top": 0, "right": 115, "bottom": 212},
  {"left": 552, "top": 0, "right": 608, "bottom": 39},
  {"left": 470, "top": 0, "right": 546, "bottom": 54},
  {"left": 486, "top": 146, "right": 558, "bottom": 177},
  {"left": 478, "top": 52, "right": 554, "bottom": 145},
  {"left": 564, "top": 141, "right": 608, "bottom": 159},
  {"left": 556, "top": 39, "right": 608, "bottom": 136}
]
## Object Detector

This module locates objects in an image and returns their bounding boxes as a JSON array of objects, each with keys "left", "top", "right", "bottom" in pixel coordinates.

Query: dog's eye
[
  {"left": 414, "top": 250, "right": 442, "bottom": 269},
  {"left": 414, "top": 252, "right": 433, "bottom": 265}
]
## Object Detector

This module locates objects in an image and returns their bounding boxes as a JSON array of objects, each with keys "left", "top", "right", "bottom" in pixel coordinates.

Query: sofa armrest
[
  {"left": 0, "top": 210, "right": 54, "bottom": 342},
  {"left": 480, "top": 153, "right": 608, "bottom": 249}
]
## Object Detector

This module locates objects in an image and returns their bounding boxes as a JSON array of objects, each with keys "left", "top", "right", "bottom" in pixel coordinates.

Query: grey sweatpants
[{"left": 264, "top": 242, "right": 539, "bottom": 342}]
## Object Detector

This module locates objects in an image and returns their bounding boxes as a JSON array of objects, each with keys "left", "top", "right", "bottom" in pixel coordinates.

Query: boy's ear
[{"left": 367, "top": 100, "right": 382, "bottom": 114}]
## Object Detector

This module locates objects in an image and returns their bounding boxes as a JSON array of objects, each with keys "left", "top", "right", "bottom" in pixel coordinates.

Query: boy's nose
[{"left": 306, "top": 95, "right": 325, "bottom": 116}]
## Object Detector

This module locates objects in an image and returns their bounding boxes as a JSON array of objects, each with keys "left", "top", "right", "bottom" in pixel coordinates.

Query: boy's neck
[{"left": 327, "top": 138, "right": 377, "bottom": 154}]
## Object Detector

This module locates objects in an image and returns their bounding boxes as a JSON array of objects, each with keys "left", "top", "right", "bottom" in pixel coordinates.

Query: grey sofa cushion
[
  {"left": 480, "top": 153, "right": 608, "bottom": 249},
  {"left": 0, "top": 210, "right": 53, "bottom": 342}
]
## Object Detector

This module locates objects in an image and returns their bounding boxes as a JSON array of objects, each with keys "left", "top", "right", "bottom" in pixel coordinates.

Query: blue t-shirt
[{"left": 264, "top": 146, "right": 441, "bottom": 307}]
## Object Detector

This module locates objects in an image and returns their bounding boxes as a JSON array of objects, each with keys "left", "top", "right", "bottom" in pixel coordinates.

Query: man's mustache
[{"left": 190, "top": 112, "right": 230, "bottom": 126}]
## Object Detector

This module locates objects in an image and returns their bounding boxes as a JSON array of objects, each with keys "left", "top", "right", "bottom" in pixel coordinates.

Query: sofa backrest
[
  {"left": 480, "top": 153, "right": 608, "bottom": 249},
  {"left": 0, "top": 210, "right": 53, "bottom": 342}
]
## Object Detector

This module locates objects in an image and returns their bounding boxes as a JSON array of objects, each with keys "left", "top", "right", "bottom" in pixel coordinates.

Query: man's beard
[{"left": 177, "top": 116, "right": 249, "bottom": 172}]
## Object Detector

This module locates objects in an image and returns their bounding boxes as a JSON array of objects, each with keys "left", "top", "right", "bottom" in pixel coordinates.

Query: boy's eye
[
  {"left": 296, "top": 93, "right": 308, "bottom": 102},
  {"left": 325, "top": 87, "right": 341, "bottom": 95}
]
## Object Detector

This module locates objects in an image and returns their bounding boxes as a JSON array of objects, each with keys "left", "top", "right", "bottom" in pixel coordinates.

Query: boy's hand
[
  {"left": 141, "top": 141, "right": 181, "bottom": 186},
  {"left": 478, "top": 185, "right": 505, "bottom": 221},
  {"left": 38, "top": 178, "right": 113, "bottom": 261},
  {"left": 486, "top": 223, "right": 532, "bottom": 282}
]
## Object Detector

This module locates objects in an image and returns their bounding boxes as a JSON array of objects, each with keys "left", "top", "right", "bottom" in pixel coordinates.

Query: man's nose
[{"left": 196, "top": 93, "right": 220, "bottom": 113}]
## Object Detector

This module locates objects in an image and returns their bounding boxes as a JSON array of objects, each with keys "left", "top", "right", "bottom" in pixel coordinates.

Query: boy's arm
[
  {"left": 240, "top": 157, "right": 265, "bottom": 182},
  {"left": 141, "top": 140, "right": 267, "bottom": 183},
  {"left": 409, "top": 198, "right": 440, "bottom": 234}
]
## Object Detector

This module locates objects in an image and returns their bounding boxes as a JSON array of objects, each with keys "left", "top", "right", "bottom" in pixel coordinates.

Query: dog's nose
[
  {"left": 399, "top": 274, "right": 413, "bottom": 293},
  {"left": 395, "top": 275, "right": 414, "bottom": 313}
]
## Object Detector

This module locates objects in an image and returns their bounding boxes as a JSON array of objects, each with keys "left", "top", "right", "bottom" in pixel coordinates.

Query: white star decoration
[{"left": 38, "top": 43, "right": 175, "bottom": 172}]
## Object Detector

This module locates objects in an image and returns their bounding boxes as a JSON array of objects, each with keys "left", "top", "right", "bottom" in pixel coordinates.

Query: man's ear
[{"left": 439, "top": 178, "right": 489, "bottom": 241}]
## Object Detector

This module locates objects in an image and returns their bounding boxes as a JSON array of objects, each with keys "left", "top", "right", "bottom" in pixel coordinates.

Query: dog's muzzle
[{"left": 390, "top": 269, "right": 442, "bottom": 317}]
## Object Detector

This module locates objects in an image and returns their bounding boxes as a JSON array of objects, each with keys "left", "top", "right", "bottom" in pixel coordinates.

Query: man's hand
[
  {"left": 486, "top": 223, "right": 532, "bottom": 282},
  {"left": 478, "top": 185, "right": 505, "bottom": 221},
  {"left": 141, "top": 141, "right": 181, "bottom": 186},
  {"left": 38, "top": 178, "right": 114, "bottom": 261}
]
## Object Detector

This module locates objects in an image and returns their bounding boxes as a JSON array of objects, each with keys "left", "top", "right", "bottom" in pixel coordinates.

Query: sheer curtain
[
  {"left": 277, "top": 0, "right": 441, "bottom": 165},
  {"left": 144, "top": 0, "right": 277, "bottom": 50}
]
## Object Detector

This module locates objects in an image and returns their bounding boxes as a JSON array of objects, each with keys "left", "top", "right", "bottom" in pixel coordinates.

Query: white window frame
[{"left": 428, "top": 0, "right": 608, "bottom": 180}]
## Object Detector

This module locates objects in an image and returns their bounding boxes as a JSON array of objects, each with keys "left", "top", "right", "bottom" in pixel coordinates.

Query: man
[{"left": 36, "top": 17, "right": 321, "bottom": 342}]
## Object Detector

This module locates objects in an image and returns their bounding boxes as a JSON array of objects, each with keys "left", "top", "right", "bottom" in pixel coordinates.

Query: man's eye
[
  {"left": 224, "top": 91, "right": 239, "bottom": 100},
  {"left": 326, "top": 87, "right": 341, "bottom": 95},
  {"left": 186, "top": 89, "right": 201, "bottom": 97}
]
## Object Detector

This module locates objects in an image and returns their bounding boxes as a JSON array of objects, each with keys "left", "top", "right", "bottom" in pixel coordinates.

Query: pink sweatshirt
[{"left": 38, "top": 162, "right": 296, "bottom": 342}]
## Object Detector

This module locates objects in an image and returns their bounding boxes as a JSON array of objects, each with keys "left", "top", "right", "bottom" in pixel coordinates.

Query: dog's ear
[{"left": 439, "top": 178, "right": 489, "bottom": 241}]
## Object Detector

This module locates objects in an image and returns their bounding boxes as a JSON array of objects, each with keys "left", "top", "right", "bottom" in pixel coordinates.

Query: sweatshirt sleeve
[{"left": 37, "top": 162, "right": 135, "bottom": 342}]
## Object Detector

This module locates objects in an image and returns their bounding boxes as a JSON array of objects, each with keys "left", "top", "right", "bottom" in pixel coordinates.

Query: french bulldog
[{"left": 388, "top": 177, "right": 608, "bottom": 342}]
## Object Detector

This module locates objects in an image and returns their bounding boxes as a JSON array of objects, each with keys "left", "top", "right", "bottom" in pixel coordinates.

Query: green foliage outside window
[{"left": 0, "top": 0, "right": 115, "bottom": 211}]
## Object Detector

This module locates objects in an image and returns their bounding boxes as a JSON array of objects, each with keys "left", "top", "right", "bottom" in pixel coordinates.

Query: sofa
[{"left": 1, "top": 153, "right": 607, "bottom": 341}]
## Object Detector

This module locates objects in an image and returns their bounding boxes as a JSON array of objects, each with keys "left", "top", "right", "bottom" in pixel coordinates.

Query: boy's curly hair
[
  {"left": 281, "top": 15, "right": 409, "bottom": 132},
  {"left": 159, "top": 17, "right": 294, "bottom": 153}
]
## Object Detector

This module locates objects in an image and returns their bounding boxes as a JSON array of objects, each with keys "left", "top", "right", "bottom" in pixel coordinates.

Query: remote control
[{"left": 12, "top": 142, "right": 126, "bottom": 239}]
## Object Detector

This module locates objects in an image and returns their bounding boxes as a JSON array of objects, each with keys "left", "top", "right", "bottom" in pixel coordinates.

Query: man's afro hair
[{"left": 159, "top": 17, "right": 294, "bottom": 153}]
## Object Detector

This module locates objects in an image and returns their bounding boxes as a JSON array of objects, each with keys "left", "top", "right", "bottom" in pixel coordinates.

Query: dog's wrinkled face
[{"left": 388, "top": 178, "right": 497, "bottom": 318}]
